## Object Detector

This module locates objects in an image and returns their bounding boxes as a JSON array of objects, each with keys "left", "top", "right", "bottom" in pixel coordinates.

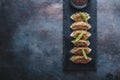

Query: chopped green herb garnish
[
  {"left": 80, "top": 13, "right": 89, "bottom": 22},
  {"left": 86, "top": 40, "right": 89, "bottom": 42},
  {"left": 72, "top": 33, "right": 83, "bottom": 44},
  {"left": 82, "top": 49, "right": 88, "bottom": 59}
]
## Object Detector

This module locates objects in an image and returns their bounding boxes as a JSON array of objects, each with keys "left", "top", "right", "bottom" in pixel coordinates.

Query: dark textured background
[{"left": 0, "top": 0, "right": 120, "bottom": 80}]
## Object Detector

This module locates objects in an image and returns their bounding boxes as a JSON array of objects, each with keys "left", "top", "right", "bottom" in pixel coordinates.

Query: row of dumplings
[{"left": 70, "top": 12, "right": 92, "bottom": 64}]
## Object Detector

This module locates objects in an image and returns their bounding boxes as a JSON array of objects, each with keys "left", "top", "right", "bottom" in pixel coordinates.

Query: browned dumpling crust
[
  {"left": 72, "top": 40, "right": 90, "bottom": 47},
  {"left": 70, "top": 56, "right": 92, "bottom": 64},
  {"left": 70, "top": 22, "right": 91, "bottom": 31},
  {"left": 70, "top": 47, "right": 91, "bottom": 56},
  {"left": 70, "top": 30, "right": 91, "bottom": 40},
  {"left": 70, "top": 12, "right": 90, "bottom": 22}
]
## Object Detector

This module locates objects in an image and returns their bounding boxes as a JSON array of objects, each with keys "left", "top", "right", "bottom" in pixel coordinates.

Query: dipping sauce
[{"left": 70, "top": 0, "right": 88, "bottom": 9}]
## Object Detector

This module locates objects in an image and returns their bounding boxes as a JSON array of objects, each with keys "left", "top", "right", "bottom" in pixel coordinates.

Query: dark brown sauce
[{"left": 70, "top": 0, "right": 88, "bottom": 9}]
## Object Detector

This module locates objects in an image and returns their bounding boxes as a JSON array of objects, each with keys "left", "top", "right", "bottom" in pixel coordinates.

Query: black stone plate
[{"left": 63, "top": 0, "right": 97, "bottom": 71}]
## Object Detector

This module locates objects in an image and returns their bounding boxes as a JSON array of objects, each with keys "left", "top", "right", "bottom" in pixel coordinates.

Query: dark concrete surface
[{"left": 0, "top": 0, "right": 120, "bottom": 80}]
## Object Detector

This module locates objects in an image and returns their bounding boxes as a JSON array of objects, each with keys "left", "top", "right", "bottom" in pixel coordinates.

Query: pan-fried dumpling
[
  {"left": 70, "top": 12, "right": 90, "bottom": 22},
  {"left": 70, "top": 22, "right": 91, "bottom": 31},
  {"left": 70, "top": 47, "right": 91, "bottom": 56},
  {"left": 70, "top": 30, "right": 91, "bottom": 40},
  {"left": 72, "top": 40, "right": 90, "bottom": 47},
  {"left": 70, "top": 56, "right": 92, "bottom": 64}
]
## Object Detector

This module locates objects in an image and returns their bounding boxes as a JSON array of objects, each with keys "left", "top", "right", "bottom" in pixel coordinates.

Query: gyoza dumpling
[
  {"left": 71, "top": 12, "right": 90, "bottom": 22},
  {"left": 70, "top": 22, "right": 91, "bottom": 31},
  {"left": 70, "top": 47, "right": 91, "bottom": 56},
  {"left": 70, "top": 30, "right": 91, "bottom": 40},
  {"left": 72, "top": 40, "right": 90, "bottom": 47},
  {"left": 70, "top": 56, "right": 92, "bottom": 64}
]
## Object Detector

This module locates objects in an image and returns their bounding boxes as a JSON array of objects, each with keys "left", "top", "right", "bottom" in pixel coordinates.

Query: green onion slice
[
  {"left": 82, "top": 49, "right": 88, "bottom": 59},
  {"left": 72, "top": 33, "right": 83, "bottom": 44},
  {"left": 80, "top": 13, "right": 89, "bottom": 22},
  {"left": 86, "top": 40, "right": 89, "bottom": 42}
]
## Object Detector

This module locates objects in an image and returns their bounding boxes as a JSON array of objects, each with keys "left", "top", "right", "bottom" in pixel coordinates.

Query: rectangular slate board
[{"left": 63, "top": 0, "right": 97, "bottom": 71}]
